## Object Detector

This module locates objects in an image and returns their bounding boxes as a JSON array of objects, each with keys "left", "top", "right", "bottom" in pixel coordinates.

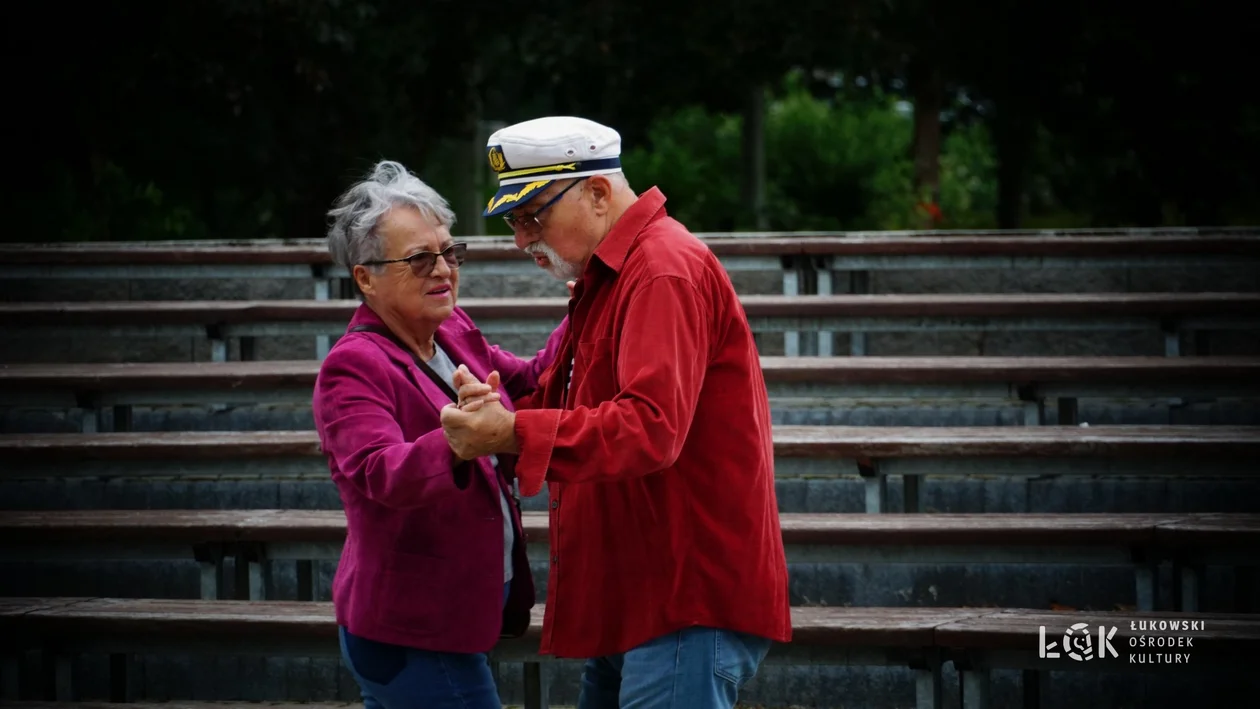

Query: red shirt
[{"left": 513, "top": 187, "right": 792, "bottom": 658}]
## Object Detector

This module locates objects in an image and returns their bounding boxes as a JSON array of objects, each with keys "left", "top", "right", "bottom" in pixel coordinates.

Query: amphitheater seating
[
  {"left": 3, "top": 229, "right": 1258, "bottom": 708},
  {"left": 4, "top": 597, "right": 1258, "bottom": 708},
  {"left": 2, "top": 292, "right": 1257, "bottom": 360},
  {"left": 1, "top": 510, "right": 1255, "bottom": 614},
  {"left": 4, "top": 355, "right": 1259, "bottom": 431},
  {"left": 5, "top": 230, "right": 1256, "bottom": 283},
  {"left": 4, "top": 426, "right": 1257, "bottom": 514}
]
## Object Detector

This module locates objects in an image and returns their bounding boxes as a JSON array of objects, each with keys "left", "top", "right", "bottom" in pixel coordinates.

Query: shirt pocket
[{"left": 573, "top": 337, "right": 618, "bottom": 404}]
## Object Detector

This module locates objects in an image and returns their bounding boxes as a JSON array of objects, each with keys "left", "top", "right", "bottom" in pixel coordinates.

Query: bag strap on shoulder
[{"left": 349, "top": 324, "right": 459, "bottom": 402}]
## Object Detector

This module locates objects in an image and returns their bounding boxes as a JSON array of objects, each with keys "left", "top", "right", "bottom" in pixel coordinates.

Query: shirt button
[{"left": 551, "top": 499, "right": 559, "bottom": 509}]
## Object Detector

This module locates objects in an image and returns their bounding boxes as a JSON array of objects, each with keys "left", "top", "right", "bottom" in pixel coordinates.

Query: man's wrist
[{"left": 499, "top": 411, "right": 520, "bottom": 454}]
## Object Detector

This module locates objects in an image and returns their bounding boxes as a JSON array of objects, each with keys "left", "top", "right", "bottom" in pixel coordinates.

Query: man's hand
[
  {"left": 452, "top": 364, "right": 499, "bottom": 412},
  {"left": 440, "top": 400, "right": 519, "bottom": 460},
  {"left": 567, "top": 279, "right": 576, "bottom": 298}
]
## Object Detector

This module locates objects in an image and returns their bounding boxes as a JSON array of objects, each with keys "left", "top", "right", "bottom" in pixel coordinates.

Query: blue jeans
[
  {"left": 577, "top": 627, "right": 773, "bottom": 709},
  {"left": 338, "top": 583, "right": 510, "bottom": 709}
]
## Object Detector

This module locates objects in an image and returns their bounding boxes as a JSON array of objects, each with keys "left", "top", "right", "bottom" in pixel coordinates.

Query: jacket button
[
  {"left": 551, "top": 499, "right": 559, "bottom": 509},
  {"left": 551, "top": 554, "right": 558, "bottom": 564}
]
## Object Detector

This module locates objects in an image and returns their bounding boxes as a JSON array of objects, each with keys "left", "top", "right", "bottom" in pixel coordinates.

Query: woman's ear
[{"left": 353, "top": 264, "right": 375, "bottom": 297}]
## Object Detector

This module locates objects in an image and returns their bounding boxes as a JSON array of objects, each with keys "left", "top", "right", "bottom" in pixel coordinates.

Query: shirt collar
[{"left": 589, "top": 186, "right": 667, "bottom": 275}]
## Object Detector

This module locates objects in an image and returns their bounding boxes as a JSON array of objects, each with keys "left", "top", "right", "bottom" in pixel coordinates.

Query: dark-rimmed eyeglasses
[
  {"left": 361, "top": 242, "right": 467, "bottom": 277},
  {"left": 502, "top": 178, "right": 587, "bottom": 233}
]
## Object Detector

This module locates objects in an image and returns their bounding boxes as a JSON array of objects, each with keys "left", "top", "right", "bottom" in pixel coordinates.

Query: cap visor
[{"left": 484, "top": 180, "right": 552, "bottom": 217}]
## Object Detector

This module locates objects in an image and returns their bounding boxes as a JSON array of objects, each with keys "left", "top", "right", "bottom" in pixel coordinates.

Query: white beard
[{"left": 526, "top": 242, "right": 582, "bottom": 281}]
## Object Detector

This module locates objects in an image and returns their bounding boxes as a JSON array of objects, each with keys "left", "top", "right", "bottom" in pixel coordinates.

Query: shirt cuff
[{"left": 513, "top": 408, "right": 561, "bottom": 497}]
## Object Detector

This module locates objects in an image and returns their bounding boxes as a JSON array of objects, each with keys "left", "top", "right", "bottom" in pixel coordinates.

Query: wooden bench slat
[
  {"left": 698, "top": 233, "right": 1260, "bottom": 257},
  {"left": 3, "top": 427, "right": 1257, "bottom": 463},
  {"left": 7, "top": 599, "right": 1260, "bottom": 652},
  {"left": 756, "top": 355, "right": 1260, "bottom": 384},
  {"left": 934, "top": 607, "right": 1260, "bottom": 653},
  {"left": 736, "top": 292, "right": 1260, "bottom": 318},
  {"left": 774, "top": 513, "right": 1183, "bottom": 546},
  {"left": 0, "top": 509, "right": 345, "bottom": 543},
  {"left": 0, "top": 360, "right": 320, "bottom": 391},
  {"left": 6, "top": 597, "right": 336, "bottom": 640},
  {"left": 0, "top": 598, "right": 94, "bottom": 616},
  {"left": 1151, "top": 513, "right": 1260, "bottom": 548},
  {"left": 2, "top": 232, "right": 1257, "bottom": 265},
  {"left": 0, "top": 599, "right": 982, "bottom": 648},
  {"left": 2, "top": 293, "right": 1258, "bottom": 328},
  {"left": 0, "top": 431, "right": 321, "bottom": 461},
  {"left": 769, "top": 425, "right": 1260, "bottom": 458},
  {"left": 6, "top": 510, "right": 1240, "bottom": 547},
  {"left": 0, "top": 300, "right": 366, "bottom": 327},
  {"left": 3, "top": 356, "right": 1257, "bottom": 391},
  {"left": 783, "top": 607, "right": 988, "bottom": 646}
]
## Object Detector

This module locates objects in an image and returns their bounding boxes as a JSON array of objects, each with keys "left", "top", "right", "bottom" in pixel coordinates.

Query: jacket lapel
[{"left": 344, "top": 305, "right": 455, "bottom": 417}]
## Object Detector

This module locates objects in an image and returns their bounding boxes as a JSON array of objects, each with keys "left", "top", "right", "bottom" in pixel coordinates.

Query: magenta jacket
[{"left": 313, "top": 303, "right": 566, "bottom": 653}]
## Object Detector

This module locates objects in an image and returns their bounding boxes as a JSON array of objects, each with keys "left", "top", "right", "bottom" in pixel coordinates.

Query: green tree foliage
[
  {"left": 14, "top": 0, "right": 548, "bottom": 242},
  {"left": 10, "top": 1, "right": 1255, "bottom": 242},
  {"left": 621, "top": 74, "right": 998, "bottom": 231}
]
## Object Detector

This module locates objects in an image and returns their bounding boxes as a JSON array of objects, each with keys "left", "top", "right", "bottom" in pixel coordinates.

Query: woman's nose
[{"left": 430, "top": 253, "right": 453, "bottom": 277}]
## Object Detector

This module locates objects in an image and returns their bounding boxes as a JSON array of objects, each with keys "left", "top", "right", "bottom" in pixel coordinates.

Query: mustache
[{"left": 525, "top": 242, "right": 559, "bottom": 259}]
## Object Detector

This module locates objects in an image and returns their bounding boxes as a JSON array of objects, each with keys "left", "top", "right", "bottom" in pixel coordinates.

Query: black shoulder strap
[{"left": 349, "top": 324, "right": 459, "bottom": 403}]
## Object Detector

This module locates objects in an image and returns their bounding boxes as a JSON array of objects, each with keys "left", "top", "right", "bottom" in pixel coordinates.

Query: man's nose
[{"left": 514, "top": 230, "right": 532, "bottom": 251}]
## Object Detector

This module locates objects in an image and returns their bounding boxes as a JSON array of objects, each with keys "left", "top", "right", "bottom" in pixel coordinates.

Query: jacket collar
[
  {"left": 589, "top": 186, "right": 667, "bottom": 275},
  {"left": 344, "top": 303, "right": 510, "bottom": 411}
]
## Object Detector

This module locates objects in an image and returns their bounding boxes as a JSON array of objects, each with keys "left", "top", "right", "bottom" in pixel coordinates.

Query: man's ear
[
  {"left": 585, "top": 175, "right": 614, "bottom": 216},
  {"left": 353, "top": 264, "right": 375, "bottom": 297}
]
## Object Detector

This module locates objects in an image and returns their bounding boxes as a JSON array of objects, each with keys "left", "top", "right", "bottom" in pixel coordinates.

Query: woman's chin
[{"left": 427, "top": 300, "right": 455, "bottom": 318}]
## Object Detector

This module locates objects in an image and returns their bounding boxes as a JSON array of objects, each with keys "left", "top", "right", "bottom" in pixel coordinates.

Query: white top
[{"left": 425, "top": 342, "right": 514, "bottom": 584}]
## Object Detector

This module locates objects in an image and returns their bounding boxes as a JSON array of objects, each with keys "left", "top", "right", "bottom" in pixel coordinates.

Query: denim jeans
[
  {"left": 576, "top": 626, "right": 773, "bottom": 709},
  {"left": 338, "top": 583, "right": 511, "bottom": 709}
]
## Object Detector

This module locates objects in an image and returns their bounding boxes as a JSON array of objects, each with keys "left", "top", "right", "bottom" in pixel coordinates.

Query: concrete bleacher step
[
  {"left": 5, "top": 232, "right": 1259, "bottom": 708},
  {"left": 3, "top": 292, "right": 1259, "bottom": 364},
  {"left": 1, "top": 511, "right": 1255, "bottom": 619},
  {"left": 4, "top": 598, "right": 1259, "bottom": 708},
  {"left": 2, "top": 427, "right": 1256, "bottom": 517},
  {"left": 4, "top": 356, "right": 1259, "bottom": 434}
]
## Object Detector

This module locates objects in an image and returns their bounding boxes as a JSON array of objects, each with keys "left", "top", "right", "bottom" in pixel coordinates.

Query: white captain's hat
[{"left": 483, "top": 116, "right": 622, "bottom": 217}]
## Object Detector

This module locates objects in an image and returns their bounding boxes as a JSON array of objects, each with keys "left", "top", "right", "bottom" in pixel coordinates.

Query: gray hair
[{"left": 326, "top": 160, "right": 456, "bottom": 268}]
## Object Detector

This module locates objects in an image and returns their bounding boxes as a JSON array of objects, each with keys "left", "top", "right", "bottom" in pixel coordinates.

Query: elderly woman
[{"left": 313, "top": 160, "right": 566, "bottom": 709}]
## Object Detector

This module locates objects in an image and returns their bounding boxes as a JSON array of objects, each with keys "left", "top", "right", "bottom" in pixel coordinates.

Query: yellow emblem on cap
[
  {"left": 488, "top": 146, "right": 507, "bottom": 173},
  {"left": 487, "top": 181, "right": 549, "bottom": 212}
]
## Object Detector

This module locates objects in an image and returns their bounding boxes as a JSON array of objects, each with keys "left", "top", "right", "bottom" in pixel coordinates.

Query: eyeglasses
[
  {"left": 361, "top": 242, "right": 467, "bottom": 277},
  {"left": 502, "top": 178, "right": 586, "bottom": 233}
]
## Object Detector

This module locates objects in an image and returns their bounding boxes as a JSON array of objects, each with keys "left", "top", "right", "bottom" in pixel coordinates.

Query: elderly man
[{"left": 440, "top": 116, "right": 791, "bottom": 709}]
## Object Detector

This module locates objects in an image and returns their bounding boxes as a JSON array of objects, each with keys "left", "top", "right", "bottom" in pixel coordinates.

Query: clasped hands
[
  {"left": 440, "top": 280, "right": 572, "bottom": 461},
  {"left": 439, "top": 365, "right": 517, "bottom": 461}
]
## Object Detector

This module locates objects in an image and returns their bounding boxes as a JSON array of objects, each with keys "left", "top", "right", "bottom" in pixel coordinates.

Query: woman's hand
[{"left": 452, "top": 364, "right": 500, "bottom": 412}]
